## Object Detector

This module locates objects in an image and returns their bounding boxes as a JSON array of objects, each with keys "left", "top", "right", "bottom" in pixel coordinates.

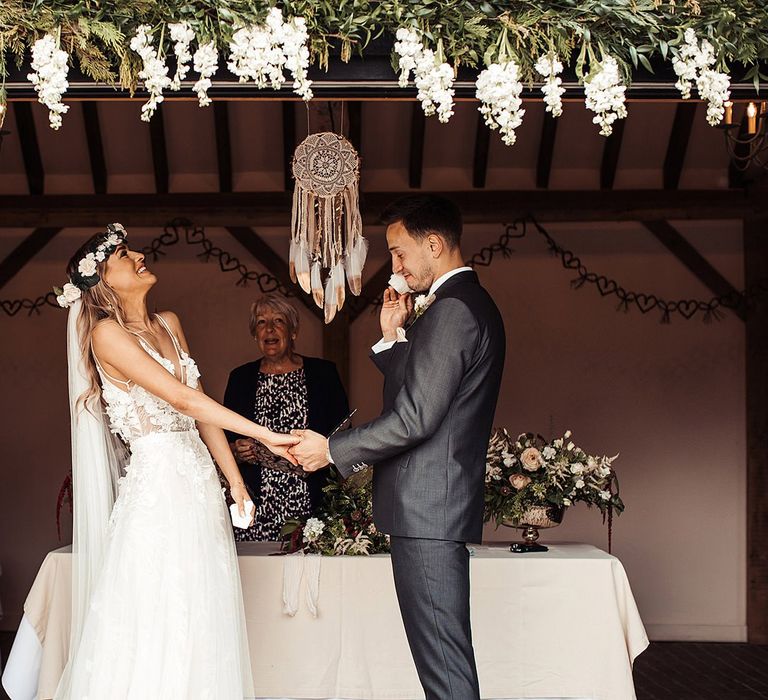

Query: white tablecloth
[{"left": 2, "top": 542, "right": 648, "bottom": 700}]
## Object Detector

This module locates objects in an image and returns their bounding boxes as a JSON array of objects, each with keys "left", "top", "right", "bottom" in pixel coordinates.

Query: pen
[{"left": 328, "top": 408, "right": 358, "bottom": 437}]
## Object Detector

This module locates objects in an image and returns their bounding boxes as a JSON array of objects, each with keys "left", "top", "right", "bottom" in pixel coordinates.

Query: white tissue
[
  {"left": 229, "top": 500, "right": 255, "bottom": 529},
  {"left": 388, "top": 273, "right": 411, "bottom": 294}
]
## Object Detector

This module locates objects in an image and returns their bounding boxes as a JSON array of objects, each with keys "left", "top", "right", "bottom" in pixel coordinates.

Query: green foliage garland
[{"left": 2, "top": 0, "right": 768, "bottom": 111}]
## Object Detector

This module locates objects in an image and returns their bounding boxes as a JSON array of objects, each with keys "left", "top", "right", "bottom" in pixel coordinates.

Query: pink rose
[
  {"left": 509, "top": 473, "right": 531, "bottom": 490},
  {"left": 520, "top": 447, "right": 543, "bottom": 472}
]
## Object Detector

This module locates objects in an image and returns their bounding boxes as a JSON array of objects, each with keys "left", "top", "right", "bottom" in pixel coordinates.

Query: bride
[{"left": 53, "top": 223, "right": 298, "bottom": 699}]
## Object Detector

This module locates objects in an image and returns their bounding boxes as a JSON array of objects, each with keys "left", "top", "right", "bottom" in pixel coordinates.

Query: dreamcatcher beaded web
[{"left": 289, "top": 131, "right": 368, "bottom": 323}]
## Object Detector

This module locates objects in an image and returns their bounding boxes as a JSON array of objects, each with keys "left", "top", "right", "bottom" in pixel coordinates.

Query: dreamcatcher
[{"left": 289, "top": 131, "right": 368, "bottom": 323}]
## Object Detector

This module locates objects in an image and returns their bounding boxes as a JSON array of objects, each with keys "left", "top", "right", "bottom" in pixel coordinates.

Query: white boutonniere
[
  {"left": 395, "top": 293, "right": 436, "bottom": 344},
  {"left": 413, "top": 293, "right": 436, "bottom": 321}
]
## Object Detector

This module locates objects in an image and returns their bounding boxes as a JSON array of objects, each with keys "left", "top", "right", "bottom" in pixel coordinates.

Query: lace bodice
[{"left": 96, "top": 316, "right": 202, "bottom": 444}]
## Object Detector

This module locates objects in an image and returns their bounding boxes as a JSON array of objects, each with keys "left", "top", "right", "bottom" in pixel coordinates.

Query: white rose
[
  {"left": 78, "top": 253, "right": 98, "bottom": 277},
  {"left": 520, "top": 447, "right": 543, "bottom": 472},
  {"left": 302, "top": 517, "right": 325, "bottom": 543},
  {"left": 575, "top": 478, "right": 585, "bottom": 489},
  {"left": 61, "top": 282, "right": 81, "bottom": 303},
  {"left": 570, "top": 462, "right": 584, "bottom": 475}
]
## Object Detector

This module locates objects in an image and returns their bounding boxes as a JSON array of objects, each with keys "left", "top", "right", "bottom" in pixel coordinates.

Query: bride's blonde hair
[{"left": 66, "top": 234, "right": 132, "bottom": 411}]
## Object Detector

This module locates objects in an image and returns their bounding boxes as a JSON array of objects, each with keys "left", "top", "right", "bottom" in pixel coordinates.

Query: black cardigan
[{"left": 222, "top": 356, "right": 350, "bottom": 512}]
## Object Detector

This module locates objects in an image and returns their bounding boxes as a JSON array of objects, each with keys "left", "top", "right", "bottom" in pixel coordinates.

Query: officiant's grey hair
[
  {"left": 380, "top": 194, "right": 463, "bottom": 250},
  {"left": 249, "top": 294, "right": 300, "bottom": 338}
]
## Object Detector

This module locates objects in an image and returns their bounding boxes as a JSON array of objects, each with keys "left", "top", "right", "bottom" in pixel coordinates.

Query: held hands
[
  {"left": 380, "top": 288, "right": 413, "bottom": 341},
  {"left": 259, "top": 430, "right": 302, "bottom": 466},
  {"left": 288, "top": 429, "right": 331, "bottom": 472}
]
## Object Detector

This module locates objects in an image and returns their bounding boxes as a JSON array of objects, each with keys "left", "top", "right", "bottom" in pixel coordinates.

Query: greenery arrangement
[
  {"left": 483, "top": 428, "right": 624, "bottom": 529},
  {"left": 2, "top": 1, "right": 768, "bottom": 122},
  {"left": 281, "top": 467, "right": 390, "bottom": 556},
  {"left": 281, "top": 427, "right": 624, "bottom": 557}
]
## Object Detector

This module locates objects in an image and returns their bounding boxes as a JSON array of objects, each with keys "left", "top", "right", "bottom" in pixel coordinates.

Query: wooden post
[
  {"left": 322, "top": 310, "right": 350, "bottom": 392},
  {"left": 745, "top": 214, "right": 768, "bottom": 643}
]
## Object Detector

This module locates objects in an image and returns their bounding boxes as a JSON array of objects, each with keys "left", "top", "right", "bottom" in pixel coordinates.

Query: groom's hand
[
  {"left": 290, "top": 429, "right": 332, "bottom": 472},
  {"left": 380, "top": 287, "right": 413, "bottom": 341}
]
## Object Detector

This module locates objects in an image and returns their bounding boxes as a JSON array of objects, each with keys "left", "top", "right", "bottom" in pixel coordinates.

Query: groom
[{"left": 292, "top": 194, "right": 505, "bottom": 700}]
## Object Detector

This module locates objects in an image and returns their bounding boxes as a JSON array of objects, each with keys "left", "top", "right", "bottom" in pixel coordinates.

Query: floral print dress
[{"left": 234, "top": 368, "right": 312, "bottom": 542}]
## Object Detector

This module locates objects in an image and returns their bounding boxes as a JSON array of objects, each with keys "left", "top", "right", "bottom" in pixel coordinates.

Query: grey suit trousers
[{"left": 389, "top": 536, "right": 480, "bottom": 700}]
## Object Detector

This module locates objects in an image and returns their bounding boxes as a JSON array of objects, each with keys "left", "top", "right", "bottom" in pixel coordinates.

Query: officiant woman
[{"left": 223, "top": 294, "right": 349, "bottom": 541}]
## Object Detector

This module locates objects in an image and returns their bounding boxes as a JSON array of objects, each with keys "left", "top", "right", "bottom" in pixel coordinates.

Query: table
[{"left": 2, "top": 543, "right": 648, "bottom": 700}]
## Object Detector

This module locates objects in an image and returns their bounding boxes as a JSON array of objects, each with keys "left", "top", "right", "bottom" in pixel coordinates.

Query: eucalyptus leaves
[{"left": 13, "top": 1, "right": 759, "bottom": 139}]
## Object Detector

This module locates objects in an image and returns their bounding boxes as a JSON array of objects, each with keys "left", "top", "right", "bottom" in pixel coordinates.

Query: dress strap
[{"left": 154, "top": 313, "right": 185, "bottom": 383}]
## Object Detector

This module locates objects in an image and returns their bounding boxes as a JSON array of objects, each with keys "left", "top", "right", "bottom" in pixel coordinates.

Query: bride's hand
[
  {"left": 229, "top": 482, "right": 254, "bottom": 523},
  {"left": 259, "top": 430, "right": 302, "bottom": 466}
]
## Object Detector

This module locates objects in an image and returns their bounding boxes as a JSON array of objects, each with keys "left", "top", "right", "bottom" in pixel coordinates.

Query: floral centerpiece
[
  {"left": 484, "top": 429, "right": 624, "bottom": 550},
  {"left": 281, "top": 467, "right": 390, "bottom": 556}
]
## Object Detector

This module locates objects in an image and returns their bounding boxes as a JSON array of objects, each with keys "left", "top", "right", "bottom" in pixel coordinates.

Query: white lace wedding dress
[{"left": 58, "top": 316, "right": 254, "bottom": 699}]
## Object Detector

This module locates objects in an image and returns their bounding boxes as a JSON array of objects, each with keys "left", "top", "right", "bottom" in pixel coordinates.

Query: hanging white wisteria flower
[
  {"left": 672, "top": 28, "right": 731, "bottom": 126},
  {"left": 227, "top": 24, "right": 282, "bottom": 87},
  {"left": 697, "top": 68, "right": 731, "bottom": 126},
  {"left": 130, "top": 25, "right": 172, "bottom": 122},
  {"left": 27, "top": 34, "right": 70, "bottom": 130},
  {"left": 534, "top": 53, "right": 565, "bottom": 117},
  {"left": 583, "top": 55, "right": 627, "bottom": 137},
  {"left": 475, "top": 60, "right": 525, "bottom": 145},
  {"left": 168, "top": 21, "right": 195, "bottom": 90},
  {"left": 394, "top": 27, "right": 422, "bottom": 87},
  {"left": 281, "top": 15, "right": 313, "bottom": 100},
  {"left": 226, "top": 8, "right": 312, "bottom": 100},
  {"left": 414, "top": 48, "right": 455, "bottom": 123},
  {"left": 394, "top": 28, "right": 455, "bottom": 123},
  {"left": 672, "top": 28, "right": 701, "bottom": 99},
  {"left": 192, "top": 42, "right": 219, "bottom": 106}
]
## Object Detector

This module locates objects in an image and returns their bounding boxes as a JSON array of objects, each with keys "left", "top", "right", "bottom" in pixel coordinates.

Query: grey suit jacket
[{"left": 330, "top": 270, "right": 505, "bottom": 543}]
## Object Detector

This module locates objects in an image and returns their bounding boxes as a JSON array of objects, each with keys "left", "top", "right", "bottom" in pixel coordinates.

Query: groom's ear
[{"left": 427, "top": 233, "right": 444, "bottom": 258}]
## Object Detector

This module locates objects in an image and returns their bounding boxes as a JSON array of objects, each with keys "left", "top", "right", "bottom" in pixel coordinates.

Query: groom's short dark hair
[{"left": 380, "top": 195, "right": 462, "bottom": 250}]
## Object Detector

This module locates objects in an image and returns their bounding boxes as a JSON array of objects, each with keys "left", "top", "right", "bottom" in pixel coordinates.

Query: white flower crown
[{"left": 54, "top": 223, "right": 127, "bottom": 308}]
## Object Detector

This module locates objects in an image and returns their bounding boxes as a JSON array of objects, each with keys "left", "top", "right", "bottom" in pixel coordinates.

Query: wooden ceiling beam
[
  {"left": 282, "top": 102, "right": 297, "bottom": 191},
  {"left": 224, "top": 225, "right": 322, "bottom": 320},
  {"left": 600, "top": 118, "right": 626, "bottom": 190},
  {"left": 148, "top": 110, "right": 169, "bottom": 194},
  {"left": 409, "top": 103, "right": 426, "bottom": 189},
  {"left": 0, "top": 190, "right": 760, "bottom": 228},
  {"left": 536, "top": 113, "right": 558, "bottom": 189},
  {"left": 13, "top": 102, "right": 44, "bottom": 195},
  {"left": 663, "top": 102, "right": 697, "bottom": 190},
  {"left": 472, "top": 113, "right": 490, "bottom": 189},
  {"left": 0, "top": 227, "right": 62, "bottom": 290},
  {"left": 82, "top": 102, "right": 108, "bottom": 194},
  {"left": 213, "top": 102, "right": 233, "bottom": 193},
  {"left": 347, "top": 101, "right": 362, "bottom": 157},
  {"left": 642, "top": 219, "right": 745, "bottom": 320}
]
